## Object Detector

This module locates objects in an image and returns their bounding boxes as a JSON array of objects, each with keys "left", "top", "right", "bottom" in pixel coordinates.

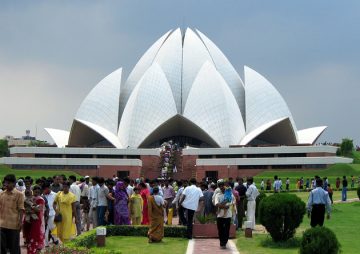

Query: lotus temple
[{"left": 3, "top": 28, "right": 352, "bottom": 180}]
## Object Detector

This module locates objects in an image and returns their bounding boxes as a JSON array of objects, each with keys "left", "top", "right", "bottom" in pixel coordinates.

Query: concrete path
[{"left": 186, "top": 239, "right": 239, "bottom": 254}]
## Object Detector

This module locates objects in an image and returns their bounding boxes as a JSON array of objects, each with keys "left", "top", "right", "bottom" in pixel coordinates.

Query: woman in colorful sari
[
  {"left": 25, "top": 185, "right": 45, "bottom": 254},
  {"left": 139, "top": 182, "right": 150, "bottom": 225},
  {"left": 114, "top": 181, "right": 130, "bottom": 225},
  {"left": 148, "top": 187, "right": 165, "bottom": 243},
  {"left": 53, "top": 181, "right": 77, "bottom": 242}
]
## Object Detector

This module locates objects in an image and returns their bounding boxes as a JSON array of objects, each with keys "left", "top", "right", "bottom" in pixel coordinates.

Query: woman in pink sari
[
  {"left": 139, "top": 182, "right": 150, "bottom": 225},
  {"left": 26, "top": 185, "right": 45, "bottom": 254}
]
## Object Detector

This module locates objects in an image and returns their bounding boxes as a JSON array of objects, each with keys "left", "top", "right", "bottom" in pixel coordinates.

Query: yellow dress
[{"left": 53, "top": 191, "right": 76, "bottom": 242}]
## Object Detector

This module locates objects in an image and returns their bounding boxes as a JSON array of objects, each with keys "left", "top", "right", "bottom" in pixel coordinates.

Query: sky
[{"left": 0, "top": 1, "right": 359, "bottom": 146}]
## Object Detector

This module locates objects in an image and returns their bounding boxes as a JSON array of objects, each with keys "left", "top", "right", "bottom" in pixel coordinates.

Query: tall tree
[
  {"left": 339, "top": 138, "right": 354, "bottom": 157},
  {"left": 0, "top": 139, "right": 9, "bottom": 157}
]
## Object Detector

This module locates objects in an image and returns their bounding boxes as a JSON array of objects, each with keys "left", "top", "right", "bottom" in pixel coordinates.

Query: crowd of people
[{"left": 0, "top": 173, "right": 265, "bottom": 252}]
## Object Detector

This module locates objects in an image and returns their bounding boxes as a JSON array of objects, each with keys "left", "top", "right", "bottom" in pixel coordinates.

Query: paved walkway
[{"left": 186, "top": 239, "right": 239, "bottom": 254}]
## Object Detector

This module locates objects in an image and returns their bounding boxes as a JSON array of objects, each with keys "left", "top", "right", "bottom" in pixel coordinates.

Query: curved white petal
[
  {"left": 298, "top": 126, "right": 327, "bottom": 144},
  {"left": 182, "top": 28, "right": 213, "bottom": 112},
  {"left": 118, "top": 63, "right": 177, "bottom": 148},
  {"left": 44, "top": 128, "right": 69, "bottom": 148},
  {"left": 184, "top": 61, "right": 246, "bottom": 147},
  {"left": 119, "top": 30, "right": 172, "bottom": 119},
  {"left": 75, "top": 68, "right": 122, "bottom": 135},
  {"left": 240, "top": 117, "right": 291, "bottom": 145},
  {"left": 75, "top": 119, "right": 123, "bottom": 148},
  {"left": 153, "top": 28, "right": 183, "bottom": 113},
  {"left": 196, "top": 29, "right": 245, "bottom": 118},
  {"left": 244, "top": 66, "right": 298, "bottom": 141}
]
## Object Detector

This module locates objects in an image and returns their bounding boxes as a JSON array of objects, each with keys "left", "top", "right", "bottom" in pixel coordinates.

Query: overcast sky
[{"left": 0, "top": 1, "right": 359, "bottom": 146}]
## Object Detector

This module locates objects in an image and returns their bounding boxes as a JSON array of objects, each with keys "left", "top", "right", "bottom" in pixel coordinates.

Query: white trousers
[
  {"left": 247, "top": 200, "right": 256, "bottom": 229},
  {"left": 45, "top": 215, "right": 58, "bottom": 246}
]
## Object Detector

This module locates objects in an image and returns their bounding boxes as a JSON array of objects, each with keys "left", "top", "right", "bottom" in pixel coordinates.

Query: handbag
[{"left": 54, "top": 193, "right": 62, "bottom": 222}]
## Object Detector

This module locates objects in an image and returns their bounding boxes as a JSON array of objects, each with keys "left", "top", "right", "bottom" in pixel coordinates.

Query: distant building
[{"left": 4, "top": 135, "right": 35, "bottom": 147}]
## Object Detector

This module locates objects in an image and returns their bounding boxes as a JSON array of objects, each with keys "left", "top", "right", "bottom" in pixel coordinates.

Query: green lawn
[
  {"left": 237, "top": 202, "right": 360, "bottom": 254},
  {"left": 255, "top": 163, "right": 360, "bottom": 190},
  {"left": 0, "top": 164, "right": 80, "bottom": 181},
  {"left": 90, "top": 236, "right": 188, "bottom": 254},
  {"left": 273, "top": 190, "right": 358, "bottom": 203}
]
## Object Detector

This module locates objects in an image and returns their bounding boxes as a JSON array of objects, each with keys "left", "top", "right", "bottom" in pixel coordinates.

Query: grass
[
  {"left": 90, "top": 236, "right": 188, "bottom": 254},
  {"left": 255, "top": 163, "right": 360, "bottom": 190},
  {"left": 351, "top": 150, "right": 360, "bottom": 164},
  {"left": 0, "top": 164, "right": 80, "bottom": 181},
  {"left": 236, "top": 202, "right": 360, "bottom": 254}
]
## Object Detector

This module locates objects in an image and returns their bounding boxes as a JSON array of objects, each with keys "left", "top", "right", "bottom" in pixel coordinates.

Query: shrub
[
  {"left": 69, "top": 225, "right": 187, "bottom": 248},
  {"left": 255, "top": 191, "right": 267, "bottom": 219},
  {"left": 300, "top": 227, "right": 340, "bottom": 254},
  {"left": 42, "top": 245, "right": 90, "bottom": 254},
  {"left": 259, "top": 193, "right": 306, "bottom": 242},
  {"left": 357, "top": 186, "right": 360, "bottom": 200},
  {"left": 196, "top": 214, "right": 216, "bottom": 224}
]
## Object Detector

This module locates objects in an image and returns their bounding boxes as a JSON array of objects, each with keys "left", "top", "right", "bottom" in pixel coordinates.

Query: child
[
  {"left": 24, "top": 189, "right": 39, "bottom": 223},
  {"left": 220, "top": 187, "right": 233, "bottom": 217},
  {"left": 129, "top": 187, "right": 143, "bottom": 225}
]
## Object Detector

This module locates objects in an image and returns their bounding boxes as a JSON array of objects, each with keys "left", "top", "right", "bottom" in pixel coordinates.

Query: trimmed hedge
[
  {"left": 69, "top": 225, "right": 187, "bottom": 248},
  {"left": 259, "top": 193, "right": 306, "bottom": 242},
  {"left": 300, "top": 227, "right": 340, "bottom": 254}
]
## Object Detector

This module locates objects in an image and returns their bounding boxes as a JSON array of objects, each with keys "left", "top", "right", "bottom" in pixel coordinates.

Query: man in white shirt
[
  {"left": 69, "top": 175, "right": 82, "bottom": 235},
  {"left": 97, "top": 177, "right": 109, "bottom": 226},
  {"left": 42, "top": 182, "right": 59, "bottom": 246},
  {"left": 78, "top": 178, "right": 90, "bottom": 231},
  {"left": 245, "top": 177, "right": 259, "bottom": 230},
  {"left": 89, "top": 177, "right": 99, "bottom": 228},
  {"left": 179, "top": 178, "right": 204, "bottom": 239},
  {"left": 273, "top": 175, "right": 282, "bottom": 193},
  {"left": 215, "top": 181, "right": 236, "bottom": 249}
]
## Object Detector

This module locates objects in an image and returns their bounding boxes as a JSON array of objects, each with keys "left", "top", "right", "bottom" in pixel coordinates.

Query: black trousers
[
  {"left": 185, "top": 208, "right": 195, "bottom": 239},
  {"left": 310, "top": 204, "right": 325, "bottom": 227},
  {"left": 178, "top": 205, "right": 186, "bottom": 225},
  {"left": 237, "top": 199, "right": 245, "bottom": 229},
  {"left": 217, "top": 217, "right": 231, "bottom": 247},
  {"left": 0, "top": 227, "right": 21, "bottom": 254}
]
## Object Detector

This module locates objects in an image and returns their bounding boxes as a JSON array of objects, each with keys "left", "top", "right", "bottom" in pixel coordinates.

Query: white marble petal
[
  {"left": 298, "top": 126, "right": 327, "bottom": 145},
  {"left": 184, "top": 61, "right": 246, "bottom": 147},
  {"left": 44, "top": 128, "right": 69, "bottom": 148},
  {"left": 118, "top": 63, "right": 177, "bottom": 148}
]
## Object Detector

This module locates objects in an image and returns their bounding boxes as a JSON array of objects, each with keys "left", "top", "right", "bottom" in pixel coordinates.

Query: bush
[
  {"left": 300, "top": 227, "right": 340, "bottom": 254},
  {"left": 196, "top": 213, "right": 216, "bottom": 224},
  {"left": 357, "top": 186, "right": 360, "bottom": 200},
  {"left": 255, "top": 191, "right": 267, "bottom": 220},
  {"left": 42, "top": 245, "right": 90, "bottom": 254},
  {"left": 69, "top": 225, "right": 187, "bottom": 248},
  {"left": 259, "top": 193, "right": 306, "bottom": 242}
]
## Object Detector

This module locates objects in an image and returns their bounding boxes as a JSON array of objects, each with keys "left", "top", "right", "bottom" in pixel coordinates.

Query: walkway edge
[
  {"left": 185, "top": 239, "right": 194, "bottom": 254},
  {"left": 229, "top": 239, "right": 240, "bottom": 254}
]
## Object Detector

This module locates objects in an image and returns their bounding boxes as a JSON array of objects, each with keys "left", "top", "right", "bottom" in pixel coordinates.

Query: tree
[
  {"left": 0, "top": 139, "right": 9, "bottom": 157},
  {"left": 339, "top": 138, "right": 354, "bottom": 157}
]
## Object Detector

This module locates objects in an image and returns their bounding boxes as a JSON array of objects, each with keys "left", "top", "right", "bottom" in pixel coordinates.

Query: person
[
  {"left": 106, "top": 180, "right": 115, "bottom": 225},
  {"left": 245, "top": 177, "right": 259, "bottom": 230},
  {"left": 162, "top": 180, "right": 175, "bottom": 221},
  {"left": 43, "top": 181, "right": 59, "bottom": 247},
  {"left": 179, "top": 178, "right": 204, "bottom": 239},
  {"left": 129, "top": 187, "right": 143, "bottom": 225},
  {"left": 273, "top": 175, "right": 281, "bottom": 193},
  {"left": 78, "top": 177, "right": 90, "bottom": 231},
  {"left": 89, "top": 177, "right": 99, "bottom": 228},
  {"left": 265, "top": 179, "right": 271, "bottom": 191},
  {"left": 97, "top": 177, "right": 109, "bottom": 226},
  {"left": 69, "top": 175, "right": 82, "bottom": 235},
  {"left": 260, "top": 179, "right": 264, "bottom": 191},
  {"left": 172, "top": 181, "right": 187, "bottom": 225},
  {"left": 285, "top": 178, "right": 290, "bottom": 191},
  {"left": 214, "top": 181, "right": 236, "bottom": 249},
  {"left": 114, "top": 181, "right": 130, "bottom": 225},
  {"left": 140, "top": 182, "right": 150, "bottom": 225},
  {"left": 25, "top": 185, "right": 45, "bottom": 254},
  {"left": 203, "top": 183, "right": 216, "bottom": 216},
  {"left": 51, "top": 175, "right": 63, "bottom": 193},
  {"left": 0, "top": 174, "right": 25, "bottom": 254},
  {"left": 351, "top": 175, "right": 355, "bottom": 188},
  {"left": 306, "top": 178, "right": 331, "bottom": 227},
  {"left": 342, "top": 176, "right": 348, "bottom": 201},
  {"left": 53, "top": 181, "right": 78, "bottom": 242},
  {"left": 235, "top": 177, "right": 247, "bottom": 230},
  {"left": 147, "top": 187, "right": 165, "bottom": 243},
  {"left": 327, "top": 184, "right": 334, "bottom": 204},
  {"left": 335, "top": 177, "right": 340, "bottom": 191}
]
